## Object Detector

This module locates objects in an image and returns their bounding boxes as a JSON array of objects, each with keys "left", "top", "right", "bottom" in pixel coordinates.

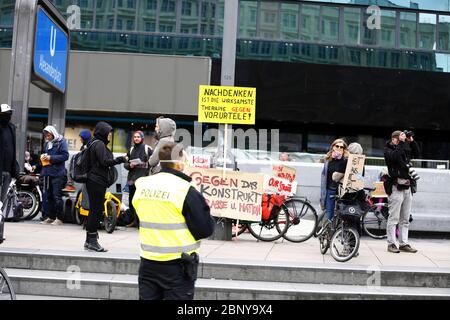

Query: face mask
[
  {"left": 0, "top": 113, "right": 11, "bottom": 126},
  {"left": 332, "top": 150, "right": 343, "bottom": 160}
]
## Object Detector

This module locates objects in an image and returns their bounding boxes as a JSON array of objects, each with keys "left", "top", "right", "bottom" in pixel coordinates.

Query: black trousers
[
  {"left": 44, "top": 176, "right": 65, "bottom": 221},
  {"left": 128, "top": 184, "right": 140, "bottom": 226},
  {"left": 138, "top": 258, "right": 195, "bottom": 300},
  {"left": 86, "top": 180, "right": 106, "bottom": 233}
]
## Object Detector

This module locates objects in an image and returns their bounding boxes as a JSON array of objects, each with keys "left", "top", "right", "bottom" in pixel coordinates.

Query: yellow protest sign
[{"left": 198, "top": 85, "right": 256, "bottom": 124}]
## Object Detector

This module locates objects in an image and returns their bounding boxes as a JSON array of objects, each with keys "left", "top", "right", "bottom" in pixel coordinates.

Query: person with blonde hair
[{"left": 320, "top": 138, "right": 349, "bottom": 221}]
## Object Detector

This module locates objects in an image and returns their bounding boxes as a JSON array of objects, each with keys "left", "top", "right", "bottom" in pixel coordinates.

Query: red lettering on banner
[
  {"left": 239, "top": 203, "right": 261, "bottom": 216},
  {"left": 209, "top": 200, "right": 228, "bottom": 210},
  {"left": 268, "top": 178, "right": 279, "bottom": 188},
  {"left": 231, "top": 107, "right": 251, "bottom": 113}
]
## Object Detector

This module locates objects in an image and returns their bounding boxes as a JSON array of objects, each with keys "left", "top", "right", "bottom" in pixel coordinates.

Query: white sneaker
[
  {"left": 50, "top": 218, "right": 63, "bottom": 226},
  {"left": 40, "top": 218, "right": 54, "bottom": 225}
]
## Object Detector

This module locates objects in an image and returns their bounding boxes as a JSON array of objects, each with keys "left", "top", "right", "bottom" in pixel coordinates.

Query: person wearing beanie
[
  {"left": 384, "top": 129, "right": 420, "bottom": 254},
  {"left": 148, "top": 117, "right": 176, "bottom": 174},
  {"left": 40, "top": 125, "right": 69, "bottom": 226},
  {"left": 124, "top": 130, "right": 153, "bottom": 227},
  {"left": 79, "top": 129, "right": 92, "bottom": 150}
]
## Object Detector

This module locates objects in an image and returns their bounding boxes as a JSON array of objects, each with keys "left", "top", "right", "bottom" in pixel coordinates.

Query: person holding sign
[
  {"left": 133, "top": 142, "right": 214, "bottom": 300},
  {"left": 320, "top": 139, "right": 349, "bottom": 221}
]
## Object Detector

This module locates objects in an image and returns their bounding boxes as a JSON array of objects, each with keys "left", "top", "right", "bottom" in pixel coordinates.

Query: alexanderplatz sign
[
  {"left": 32, "top": 4, "right": 69, "bottom": 93},
  {"left": 9, "top": 0, "right": 70, "bottom": 169}
]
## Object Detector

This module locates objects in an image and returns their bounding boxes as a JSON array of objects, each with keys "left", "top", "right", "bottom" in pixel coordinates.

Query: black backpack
[{"left": 70, "top": 140, "right": 99, "bottom": 183}]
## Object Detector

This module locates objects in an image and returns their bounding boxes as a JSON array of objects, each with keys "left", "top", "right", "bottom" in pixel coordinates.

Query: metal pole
[
  {"left": 210, "top": 0, "right": 239, "bottom": 241},
  {"left": 8, "top": 0, "right": 38, "bottom": 172}
]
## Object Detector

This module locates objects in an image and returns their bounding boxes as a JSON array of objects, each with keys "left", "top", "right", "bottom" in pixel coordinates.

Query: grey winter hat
[
  {"left": 348, "top": 142, "right": 363, "bottom": 155},
  {"left": 391, "top": 130, "right": 402, "bottom": 138}
]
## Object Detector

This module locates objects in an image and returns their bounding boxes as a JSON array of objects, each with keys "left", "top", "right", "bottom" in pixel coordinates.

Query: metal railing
[{"left": 365, "top": 157, "right": 449, "bottom": 169}]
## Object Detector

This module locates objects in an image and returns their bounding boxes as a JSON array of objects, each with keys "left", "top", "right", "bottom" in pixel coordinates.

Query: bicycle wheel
[
  {"left": 318, "top": 220, "right": 331, "bottom": 254},
  {"left": 17, "top": 190, "right": 39, "bottom": 221},
  {"left": 0, "top": 267, "right": 16, "bottom": 300},
  {"left": 330, "top": 226, "right": 360, "bottom": 263},
  {"left": 103, "top": 200, "right": 117, "bottom": 234},
  {"left": 248, "top": 208, "right": 289, "bottom": 242},
  {"left": 232, "top": 221, "right": 248, "bottom": 238},
  {"left": 280, "top": 198, "right": 318, "bottom": 243},
  {"left": 362, "top": 205, "right": 388, "bottom": 239},
  {"left": 74, "top": 191, "right": 86, "bottom": 226}
]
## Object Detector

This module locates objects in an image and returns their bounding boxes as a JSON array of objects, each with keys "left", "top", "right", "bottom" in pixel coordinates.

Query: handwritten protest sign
[
  {"left": 272, "top": 164, "right": 297, "bottom": 183},
  {"left": 198, "top": 85, "right": 256, "bottom": 125},
  {"left": 189, "top": 154, "right": 211, "bottom": 169},
  {"left": 185, "top": 167, "right": 264, "bottom": 221},
  {"left": 263, "top": 175, "right": 298, "bottom": 196},
  {"left": 341, "top": 154, "right": 365, "bottom": 193}
]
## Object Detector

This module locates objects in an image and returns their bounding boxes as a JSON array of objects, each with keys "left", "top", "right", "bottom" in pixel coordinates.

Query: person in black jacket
[
  {"left": 0, "top": 104, "right": 19, "bottom": 242},
  {"left": 384, "top": 130, "right": 420, "bottom": 254},
  {"left": 124, "top": 130, "right": 152, "bottom": 227},
  {"left": 84, "top": 122, "right": 128, "bottom": 252}
]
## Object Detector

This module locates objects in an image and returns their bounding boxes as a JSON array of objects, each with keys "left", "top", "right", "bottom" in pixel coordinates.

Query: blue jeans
[
  {"left": 44, "top": 176, "right": 65, "bottom": 221},
  {"left": 325, "top": 188, "right": 337, "bottom": 221}
]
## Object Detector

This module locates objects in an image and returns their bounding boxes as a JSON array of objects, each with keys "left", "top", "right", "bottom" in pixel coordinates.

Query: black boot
[{"left": 84, "top": 232, "right": 108, "bottom": 252}]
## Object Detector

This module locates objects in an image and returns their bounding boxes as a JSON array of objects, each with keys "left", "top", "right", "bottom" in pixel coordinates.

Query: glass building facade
[
  {"left": 1, "top": 0, "right": 450, "bottom": 159},
  {"left": 1, "top": 0, "right": 450, "bottom": 72}
]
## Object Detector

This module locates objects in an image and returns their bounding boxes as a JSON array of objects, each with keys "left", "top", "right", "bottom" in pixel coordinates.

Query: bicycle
[
  {"left": 74, "top": 191, "right": 121, "bottom": 233},
  {"left": 316, "top": 194, "right": 362, "bottom": 262},
  {"left": 0, "top": 200, "right": 17, "bottom": 300},
  {"left": 361, "top": 189, "right": 389, "bottom": 239},
  {"left": 231, "top": 196, "right": 318, "bottom": 243},
  {"left": 281, "top": 197, "right": 318, "bottom": 243}
]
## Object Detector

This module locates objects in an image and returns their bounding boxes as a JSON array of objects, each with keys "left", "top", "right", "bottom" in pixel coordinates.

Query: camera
[
  {"left": 403, "top": 130, "right": 415, "bottom": 139},
  {"left": 406, "top": 162, "right": 420, "bottom": 181}
]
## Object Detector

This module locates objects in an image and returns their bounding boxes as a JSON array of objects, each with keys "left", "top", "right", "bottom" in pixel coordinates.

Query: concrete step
[
  {"left": 6, "top": 268, "right": 450, "bottom": 300},
  {"left": 1, "top": 248, "right": 449, "bottom": 288}
]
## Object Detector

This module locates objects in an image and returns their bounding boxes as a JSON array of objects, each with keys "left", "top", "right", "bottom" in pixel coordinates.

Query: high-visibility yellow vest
[{"left": 132, "top": 172, "right": 200, "bottom": 261}]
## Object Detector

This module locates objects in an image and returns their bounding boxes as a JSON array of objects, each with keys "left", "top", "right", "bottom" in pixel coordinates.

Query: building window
[
  {"left": 400, "top": 12, "right": 417, "bottom": 48},
  {"left": 321, "top": 6, "right": 339, "bottom": 43},
  {"left": 161, "top": 0, "right": 176, "bottom": 13},
  {"left": 344, "top": 7, "right": 360, "bottom": 45},
  {"left": 419, "top": 13, "right": 436, "bottom": 50},
  {"left": 147, "top": 0, "right": 157, "bottom": 11},
  {"left": 438, "top": 15, "right": 450, "bottom": 51},
  {"left": 182, "top": 1, "right": 192, "bottom": 16},
  {"left": 380, "top": 10, "right": 396, "bottom": 47},
  {"left": 300, "top": 4, "right": 320, "bottom": 41},
  {"left": 281, "top": 3, "right": 299, "bottom": 40}
]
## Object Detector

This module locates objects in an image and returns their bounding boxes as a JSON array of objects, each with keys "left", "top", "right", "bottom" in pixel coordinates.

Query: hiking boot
[
  {"left": 399, "top": 244, "right": 418, "bottom": 253},
  {"left": 387, "top": 244, "right": 400, "bottom": 253},
  {"left": 50, "top": 218, "right": 63, "bottom": 226},
  {"left": 84, "top": 232, "right": 108, "bottom": 252},
  {"left": 40, "top": 218, "right": 54, "bottom": 225}
]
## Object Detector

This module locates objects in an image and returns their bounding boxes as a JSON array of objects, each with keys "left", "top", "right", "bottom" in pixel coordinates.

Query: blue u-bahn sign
[{"left": 33, "top": 6, "right": 69, "bottom": 93}]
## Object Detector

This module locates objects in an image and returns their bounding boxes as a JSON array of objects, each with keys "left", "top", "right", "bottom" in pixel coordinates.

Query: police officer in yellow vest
[{"left": 133, "top": 142, "right": 214, "bottom": 300}]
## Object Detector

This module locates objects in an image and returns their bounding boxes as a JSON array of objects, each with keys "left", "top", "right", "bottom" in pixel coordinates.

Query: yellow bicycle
[{"left": 74, "top": 191, "right": 121, "bottom": 234}]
